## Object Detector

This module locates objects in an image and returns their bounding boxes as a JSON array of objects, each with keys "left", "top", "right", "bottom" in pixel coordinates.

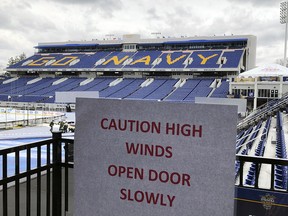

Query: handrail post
[{"left": 52, "top": 132, "right": 63, "bottom": 216}]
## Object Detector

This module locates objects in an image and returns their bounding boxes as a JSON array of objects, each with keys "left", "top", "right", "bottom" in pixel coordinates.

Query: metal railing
[
  {"left": 236, "top": 154, "right": 288, "bottom": 192},
  {"left": 237, "top": 91, "right": 288, "bottom": 131},
  {"left": 1, "top": 134, "right": 287, "bottom": 215},
  {"left": 0, "top": 132, "right": 73, "bottom": 216}
]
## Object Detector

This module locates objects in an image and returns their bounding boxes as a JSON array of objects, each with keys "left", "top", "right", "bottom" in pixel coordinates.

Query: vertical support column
[
  {"left": 239, "top": 160, "right": 244, "bottom": 187},
  {"left": 52, "top": 132, "right": 62, "bottom": 216},
  {"left": 15, "top": 150, "right": 20, "bottom": 216},
  {"left": 46, "top": 143, "right": 51, "bottom": 216},
  {"left": 270, "top": 164, "right": 275, "bottom": 190},
  {"left": 253, "top": 77, "right": 258, "bottom": 110},
  {"left": 281, "top": 1, "right": 288, "bottom": 65},
  {"left": 26, "top": 148, "right": 31, "bottom": 216},
  {"left": 229, "top": 77, "right": 232, "bottom": 95},
  {"left": 279, "top": 75, "right": 283, "bottom": 98},
  {"left": 254, "top": 163, "right": 259, "bottom": 188},
  {"left": 2, "top": 154, "right": 8, "bottom": 216},
  {"left": 285, "top": 6, "right": 288, "bottom": 66}
]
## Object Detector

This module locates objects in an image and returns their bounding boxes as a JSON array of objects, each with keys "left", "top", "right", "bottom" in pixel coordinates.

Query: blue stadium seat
[
  {"left": 124, "top": 51, "right": 162, "bottom": 69},
  {"left": 153, "top": 52, "right": 189, "bottom": 69},
  {"left": 108, "top": 79, "right": 145, "bottom": 99},
  {"left": 70, "top": 52, "right": 111, "bottom": 69},
  {"left": 183, "top": 79, "right": 213, "bottom": 102},
  {"left": 221, "top": 50, "right": 244, "bottom": 68},
  {"left": 165, "top": 79, "right": 201, "bottom": 101},
  {"left": 186, "top": 51, "right": 222, "bottom": 69},
  {"left": 100, "top": 79, "right": 138, "bottom": 98},
  {"left": 96, "top": 51, "right": 135, "bottom": 69},
  {"left": 125, "top": 79, "right": 167, "bottom": 100},
  {"left": 210, "top": 79, "right": 229, "bottom": 98}
]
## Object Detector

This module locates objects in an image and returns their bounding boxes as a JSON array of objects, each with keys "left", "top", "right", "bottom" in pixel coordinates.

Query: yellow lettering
[
  {"left": 102, "top": 56, "right": 129, "bottom": 65},
  {"left": 197, "top": 54, "right": 218, "bottom": 65},
  {"left": 166, "top": 53, "right": 187, "bottom": 65},
  {"left": 28, "top": 57, "right": 55, "bottom": 66},
  {"left": 130, "top": 56, "right": 151, "bottom": 65},
  {"left": 52, "top": 56, "right": 78, "bottom": 66}
]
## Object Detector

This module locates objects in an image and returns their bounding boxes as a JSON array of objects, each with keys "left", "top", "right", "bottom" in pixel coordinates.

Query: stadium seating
[
  {"left": 236, "top": 126, "right": 253, "bottom": 153},
  {"left": 210, "top": 79, "right": 229, "bottom": 98},
  {"left": 165, "top": 79, "right": 201, "bottom": 101},
  {"left": 274, "top": 112, "right": 288, "bottom": 190},
  {"left": 0, "top": 77, "right": 228, "bottom": 103},
  {"left": 153, "top": 52, "right": 190, "bottom": 69},
  {"left": 7, "top": 49, "right": 244, "bottom": 70},
  {"left": 124, "top": 51, "right": 162, "bottom": 69},
  {"left": 236, "top": 121, "right": 263, "bottom": 154},
  {"left": 235, "top": 148, "right": 248, "bottom": 180},
  {"left": 244, "top": 117, "right": 271, "bottom": 186},
  {"left": 183, "top": 79, "right": 213, "bottom": 102},
  {"left": 0, "top": 77, "right": 34, "bottom": 94},
  {"left": 143, "top": 79, "right": 178, "bottom": 100},
  {"left": 221, "top": 50, "right": 244, "bottom": 68},
  {"left": 236, "top": 130, "right": 245, "bottom": 142},
  {"left": 72, "top": 78, "right": 112, "bottom": 91},
  {"left": 12, "top": 95, "right": 47, "bottom": 102},
  {"left": 125, "top": 79, "right": 168, "bottom": 100},
  {"left": 246, "top": 121, "right": 262, "bottom": 150},
  {"left": 186, "top": 51, "right": 222, "bottom": 69},
  {"left": 96, "top": 51, "right": 136, "bottom": 69},
  {"left": 23, "top": 78, "right": 56, "bottom": 95},
  {"left": 108, "top": 79, "right": 145, "bottom": 99},
  {"left": 84, "top": 78, "right": 115, "bottom": 92},
  {"left": 70, "top": 52, "right": 111, "bottom": 69},
  {"left": 100, "top": 78, "right": 138, "bottom": 97},
  {"left": 7, "top": 54, "right": 43, "bottom": 69}
]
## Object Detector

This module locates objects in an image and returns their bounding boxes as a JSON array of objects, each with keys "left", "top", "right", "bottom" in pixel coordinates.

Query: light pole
[{"left": 280, "top": 1, "right": 288, "bottom": 66}]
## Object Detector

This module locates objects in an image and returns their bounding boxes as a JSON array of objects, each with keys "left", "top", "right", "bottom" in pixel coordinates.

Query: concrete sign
[{"left": 74, "top": 98, "right": 237, "bottom": 216}]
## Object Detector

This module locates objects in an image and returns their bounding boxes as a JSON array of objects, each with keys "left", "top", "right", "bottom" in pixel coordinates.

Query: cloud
[
  {"left": 0, "top": 0, "right": 285, "bottom": 67},
  {"left": 0, "top": 1, "right": 56, "bottom": 33},
  {"left": 229, "top": 0, "right": 281, "bottom": 7},
  {"left": 0, "top": 37, "right": 15, "bottom": 50},
  {"left": 147, "top": 8, "right": 162, "bottom": 20},
  {"left": 44, "top": 0, "right": 113, "bottom": 4},
  {"left": 44, "top": 0, "right": 123, "bottom": 14}
]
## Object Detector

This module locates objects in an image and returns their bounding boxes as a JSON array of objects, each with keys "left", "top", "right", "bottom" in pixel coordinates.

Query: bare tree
[{"left": 7, "top": 52, "right": 27, "bottom": 66}]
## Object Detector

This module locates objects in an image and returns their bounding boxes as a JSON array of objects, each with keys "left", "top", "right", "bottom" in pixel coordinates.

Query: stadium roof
[
  {"left": 238, "top": 64, "right": 288, "bottom": 77},
  {"left": 34, "top": 43, "right": 123, "bottom": 49},
  {"left": 163, "top": 38, "right": 248, "bottom": 45},
  {"left": 35, "top": 35, "right": 253, "bottom": 49}
]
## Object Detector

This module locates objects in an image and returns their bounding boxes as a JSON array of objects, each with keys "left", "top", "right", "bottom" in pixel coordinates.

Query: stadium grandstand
[
  {"left": 1, "top": 34, "right": 288, "bottom": 215},
  {"left": 3, "top": 34, "right": 256, "bottom": 105}
]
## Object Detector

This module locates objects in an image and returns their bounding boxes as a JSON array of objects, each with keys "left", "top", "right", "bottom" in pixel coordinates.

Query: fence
[
  {"left": 0, "top": 134, "right": 287, "bottom": 216},
  {"left": 0, "top": 132, "right": 73, "bottom": 216},
  {"left": 0, "top": 107, "right": 65, "bottom": 129},
  {"left": 236, "top": 154, "right": 288, "bottom": 191}
]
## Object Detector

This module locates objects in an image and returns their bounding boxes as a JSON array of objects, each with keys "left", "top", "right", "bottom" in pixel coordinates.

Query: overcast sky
[{"left": 0, "top": 0, "right": 286, "bottom": 70}]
